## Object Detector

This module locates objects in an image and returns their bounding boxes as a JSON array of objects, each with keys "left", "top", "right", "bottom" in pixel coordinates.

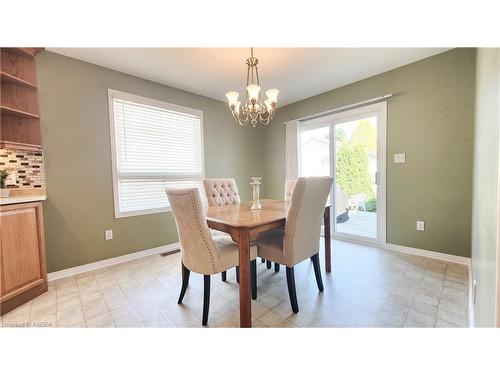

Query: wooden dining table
[{"left": 206, "top": 199, "right": 332, "bottom": 328}]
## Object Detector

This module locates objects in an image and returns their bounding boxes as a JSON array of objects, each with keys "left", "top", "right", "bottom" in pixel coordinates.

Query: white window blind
[{"left": 109, "top": 90, "right": 204, "bottom": 217}]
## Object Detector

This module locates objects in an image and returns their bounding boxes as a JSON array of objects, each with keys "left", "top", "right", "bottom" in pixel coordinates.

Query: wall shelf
[
  {"left": 0, "top": 71, "right": 37, "bottom": 89},
  {"left": 0, "top": 105, "right": 39, "bottom": 119}
]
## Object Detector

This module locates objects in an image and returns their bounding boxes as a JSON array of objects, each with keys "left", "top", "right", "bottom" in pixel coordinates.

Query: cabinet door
[{"left": 0, "top": 202, "right": 46, "bottom": 301}]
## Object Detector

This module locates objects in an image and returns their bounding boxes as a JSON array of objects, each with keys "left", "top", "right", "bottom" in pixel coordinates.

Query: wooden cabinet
[
  {"left": 0, "top": 47, "right": 43, "bottom": 150},
  {"left": 0, "top": 201, "right": 47, "bottom": 315}
]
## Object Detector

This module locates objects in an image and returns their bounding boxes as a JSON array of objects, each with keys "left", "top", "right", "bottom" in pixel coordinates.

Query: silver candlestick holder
[{"left": 250, "top": 177, "right": 262, "bottom": 210}]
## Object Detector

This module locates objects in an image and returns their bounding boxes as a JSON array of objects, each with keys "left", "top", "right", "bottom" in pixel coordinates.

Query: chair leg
[
  {"left": 285, "top": 267, "right": 299, "bottom": 313},
  {"left": 266, "top": 260, "right": 272, "bottom": 269},
  {"left": 261, "top": 258, "right": 266, "bottom": 263},
  {"left": 251, "top": 260, "right": 257, "bottom": 300},
  {"left": 311, "top": 253, "right": 324, "bottom": 292},
  {"left": 178, "top": 262, "right": 190, "bottom": 304},
  {"left": 221, "top": 271, "right": 227, "bottom": 282},
  {"left": 274, "top": 262, "right": 280, "bottom": 273},
  {"left": 235, "top": 266, "right": 240, "bottom": 284},
  {"left": 202, "top": 275, "right": 210, "bottom": 326}
]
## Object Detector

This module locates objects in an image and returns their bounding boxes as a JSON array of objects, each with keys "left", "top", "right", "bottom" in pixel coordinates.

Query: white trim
[
  {"left": 377, "top": 102, "right": 387, "bottom": 247},
  {"left": 468, "top": 262, "right": 475, "bottom": 328},
  {"left": 47, "top": 242, "right": 180, "bottom": 282},
  {"left": 333, "top": 235, "right": 470, "bottom": 265},
  {"left": 107, "top": 88, "right": 205, "bottom": 219},
  {"left": 299, "top": 101, "right": 387, "bottom": 247},
  {"left": 285, "top": 120, "right": 300, "bottom": 180},
  {"left": 333, "top": 232, "right": 377, "bottom": 246},
  {"left": 108, "top": 89, "right": 203, "bottom": 118},
  {"left": 384, "top": 243, "right": 471, "bottom": 266},
  {"left": 288, "top": 94, "right": 393, "bottom": 123}
]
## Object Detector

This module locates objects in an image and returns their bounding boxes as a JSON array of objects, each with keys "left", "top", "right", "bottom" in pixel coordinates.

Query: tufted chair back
[
  {"left": 203, "top": 178, "right": 241, "bottom": 206},
  {"left": 166, "top": 188, "right": 219, "bottom": 275},
  {"left": 284, "top": 179, "right": 296, "bottom": 202},
  {"left": 283, "top": 177, "right": 333, "bottom": 265}
]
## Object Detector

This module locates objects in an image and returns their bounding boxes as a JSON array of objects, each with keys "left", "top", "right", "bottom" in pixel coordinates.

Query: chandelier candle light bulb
[
  {"left": 247, "top": 84, "right": 261, "bottom": 102},
  {"left": 265, "top": 88, "right": 279, "bottom": 104},
  {"left": 226, "top": 91, "right": 239, "bottom": 106},
  {"left": 225, "top": 48, "right": 279, "bottom": 127}
]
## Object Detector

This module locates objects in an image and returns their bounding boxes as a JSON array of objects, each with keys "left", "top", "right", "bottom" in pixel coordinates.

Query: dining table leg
[
  {"left": 324, "top": 206, "right": 331, "bottom": 273},
  {"left": 237, "top": 228, "right": 252, "bottom": 327}
]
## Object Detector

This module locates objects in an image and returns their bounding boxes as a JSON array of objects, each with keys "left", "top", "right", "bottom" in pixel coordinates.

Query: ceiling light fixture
[{"left": 225, "top": 48, "right": 279, "bottom": 127}]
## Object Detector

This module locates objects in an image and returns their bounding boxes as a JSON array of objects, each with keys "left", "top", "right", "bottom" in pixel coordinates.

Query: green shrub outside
[
  {"left": 335, "top": 119, "right": 375, "bottom": 199},
  {"left": 364, "top": 197, "right": 377, "bottom": 212}
]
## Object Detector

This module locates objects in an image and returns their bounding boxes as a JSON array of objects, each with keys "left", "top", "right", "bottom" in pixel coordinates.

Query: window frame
[{"left": 108, "top": 89, "right": 205, "bottom": 218}]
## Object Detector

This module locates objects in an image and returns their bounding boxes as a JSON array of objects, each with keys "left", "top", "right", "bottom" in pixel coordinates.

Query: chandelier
[{"left": 225, "top": 48, "right": 279, "bottom": 127}]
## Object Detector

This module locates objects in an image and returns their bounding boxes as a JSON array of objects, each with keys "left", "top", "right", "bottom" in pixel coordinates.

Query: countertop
[{"left": 0, "top": 194, "right": 47, "bottom": 206}]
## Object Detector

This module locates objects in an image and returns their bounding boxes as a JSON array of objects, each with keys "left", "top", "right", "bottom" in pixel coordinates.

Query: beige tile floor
[{"left": 0, "top": 239, "right": 469, "bottom": 328}]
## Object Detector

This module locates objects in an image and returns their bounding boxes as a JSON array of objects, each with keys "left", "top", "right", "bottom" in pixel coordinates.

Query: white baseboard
[
  {"left": 47, "top": 242, "right": 180, "bottom": 282},
  {"left": 467, "top": 262, "right": 475, "bottom": 328},
  {"left": 384, "top": 243, "right": 471, "bottom": 266},
  {"left": 384, "top": 242, "right": 474, "bottom": 328}
]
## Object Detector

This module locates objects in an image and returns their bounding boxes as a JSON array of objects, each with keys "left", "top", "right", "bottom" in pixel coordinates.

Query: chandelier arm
[
  {"left": 259, "top": 111, "right": 271, "bottom": 125},
  {"left": 233, "top": 110, "right": 248, "bottom": 127}
]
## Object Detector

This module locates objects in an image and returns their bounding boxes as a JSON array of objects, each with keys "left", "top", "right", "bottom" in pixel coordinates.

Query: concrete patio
[{"left": 336, "top": 210, "right": 377, "bottom": 239}]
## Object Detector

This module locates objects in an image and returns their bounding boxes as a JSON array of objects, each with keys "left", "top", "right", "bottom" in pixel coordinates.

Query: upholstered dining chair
[
  {"left": 271, "top": 179, "right": 297, "bottom": 273},
  {"left": 203, "top": 178, "right": 242, "bottom": 282},
  {"left": 256, "top": 176, "right": 333, "bottom": 313},
  {"left": 203, "top": 177, "right": 271, "bottom": 279},
  {"left": 166, "top": 187, "right": 258, "bottom": 326},
  {"left": 203, "top": 178, "right": 241, "bottom": 206}
]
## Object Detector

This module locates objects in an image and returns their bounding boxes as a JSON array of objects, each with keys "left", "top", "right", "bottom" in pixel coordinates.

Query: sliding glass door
[{"left": 299, "top": 102, "right": 386, "bottom": 245}]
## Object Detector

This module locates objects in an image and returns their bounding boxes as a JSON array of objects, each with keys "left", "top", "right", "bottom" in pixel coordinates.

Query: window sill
[{"left": 115, "top": 206, "right": 172, "bottom": 219}]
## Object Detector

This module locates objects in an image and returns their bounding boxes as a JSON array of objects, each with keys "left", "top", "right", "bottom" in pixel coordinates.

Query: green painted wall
[
  {"left": 471, "top": 48, "right": 500, "bottom": 327},
  {"left": 36, "top": 48, "right": 477, "bottom": 273},
  {"left": 36, "top": 51, "right": 265, "bottom": 273},
  {"left": 262, "top": 48, "right": 476, "bottom": 257}
]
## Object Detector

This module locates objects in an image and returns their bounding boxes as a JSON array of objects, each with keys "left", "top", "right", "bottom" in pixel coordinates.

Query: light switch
[
  {"left": 416, "top": 221, "right": 425, "bottom": 231},
  {"left": 394, "top": 153, "right": 406, "bottom": 163}
]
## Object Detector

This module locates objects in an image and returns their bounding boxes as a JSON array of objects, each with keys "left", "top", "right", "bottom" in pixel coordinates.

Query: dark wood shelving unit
[
  {"left": 0, "top": 71, "right": 38, "bottom": 89},
  {"left": 0, "top": 105, "right": 40, "bottom": 119},
  {"left": 0, "top": 47, "right": 43, "bottom": 148}
]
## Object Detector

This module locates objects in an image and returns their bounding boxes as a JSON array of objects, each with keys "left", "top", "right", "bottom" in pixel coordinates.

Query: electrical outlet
[
  {"left": 105, "top": 229, "right": 113, "bottom": 240},
  {"left": 394, "top": 153, "right": 406, "bottom": 163},
  {"left": 416, "top": 221, "right": 425, "bottom": 231}
]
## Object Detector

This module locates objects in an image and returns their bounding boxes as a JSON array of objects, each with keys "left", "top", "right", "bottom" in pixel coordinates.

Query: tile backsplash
[{"left": 0, "top": 148, "right": 45, "bottom": 189}]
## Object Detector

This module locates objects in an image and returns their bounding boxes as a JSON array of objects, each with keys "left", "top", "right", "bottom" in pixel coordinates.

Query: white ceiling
[{"left": 48, "top": 48, "right": 451, "bottom": 106}]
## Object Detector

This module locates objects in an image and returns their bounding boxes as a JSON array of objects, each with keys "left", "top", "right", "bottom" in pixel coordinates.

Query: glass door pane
[
  {"left": 334, "top": 116, "right": 378, "bottom": 240},
  {"left": 299, "top": 125, "right": 330, "bottom": 177}
]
